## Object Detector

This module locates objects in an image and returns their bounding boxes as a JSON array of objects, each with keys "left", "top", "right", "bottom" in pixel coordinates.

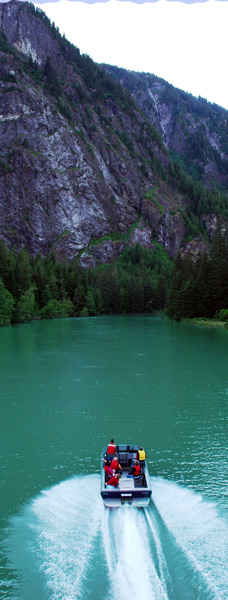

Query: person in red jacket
[
  {"left": 127, "top": 460, "right": 141, "bottom": 479},
  {"left": 106, "top": 438, "right": 116, "bottom": 456},
  {"left": 110, "top": 456, "right": 122, "bottom": 474},
  {"left": 106, "top": 473, "right": 121, "bottom": 489}
]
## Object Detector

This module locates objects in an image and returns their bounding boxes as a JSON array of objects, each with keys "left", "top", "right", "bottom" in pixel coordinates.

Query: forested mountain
[
  {"left": 1, "top": 0, "right": 228, "bottom": 266},
  {"left": 167, "top": 223, "right": 228, "bottom": 323},
  {"left": 0, "top": 0, "right": 180, "bottom": 265},
  {"left": 0, "top": 1, "right": 228, "bottom": 325},
  {"left": 104, "top": 66, "right": 228, "bottom": 193}
]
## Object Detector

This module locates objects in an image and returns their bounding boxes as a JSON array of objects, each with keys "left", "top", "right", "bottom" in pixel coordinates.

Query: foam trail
[
  {"left": 102, "top": 506, "right": 170, "bottom": 600},
  {"left": 143, "top": 508, "right": 173, "bottom": 594},
  {"left": 151, "top": 477, "right": 228, "bottom": 600},
  {"left": 31, "top": 475, "right": 103, "bottom": 599},
  {"left": 7, "top": 475, "right": 104, "bottom": 600},
  {"left": 6, "top": 475, "right": 228, "bottom": 600}
]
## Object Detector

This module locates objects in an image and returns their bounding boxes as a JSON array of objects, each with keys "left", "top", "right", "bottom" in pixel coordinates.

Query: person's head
[
  {"left": 111, "top": 438, "right": 114, "bottom": 443},
  {"left": 139, "top": 446, "right": 143, "bottom": 450},
  {"left": 135, "top": 460, "right": 139, "bottom": 465},
  {"left": 116, "top": 473, "right": 121, "bottom": 480},
  {"left": 113, "top": 457, "right": 118, "bottom": 462}
]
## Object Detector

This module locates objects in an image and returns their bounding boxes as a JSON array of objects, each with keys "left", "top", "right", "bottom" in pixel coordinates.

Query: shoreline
[{"left": 182, "top": 318, "right": 228, "bottom": 330}]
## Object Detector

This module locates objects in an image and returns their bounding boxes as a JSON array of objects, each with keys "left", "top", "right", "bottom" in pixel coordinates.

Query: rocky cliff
[
  {"left": 104, "top": 66, "right": 228, "bottom": 193},
  {"left": 0, "top": 1, "right": 227, "bottom": 266}
]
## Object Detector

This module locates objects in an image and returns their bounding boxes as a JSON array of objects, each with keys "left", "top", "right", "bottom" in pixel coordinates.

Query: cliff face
[
  {"left": 0, "top": 2, "right": 227, "bottom": 266},
  {"left": 0, "top": 1, "right": 58, "bottom": 64},
  {"left": 104, "top": 66, "right": 228, "bottom": 193}
]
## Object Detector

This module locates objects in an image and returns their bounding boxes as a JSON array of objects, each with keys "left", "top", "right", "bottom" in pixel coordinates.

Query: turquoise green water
[{"left": 1, "top": 315, "right": 228, "bottom": 599}]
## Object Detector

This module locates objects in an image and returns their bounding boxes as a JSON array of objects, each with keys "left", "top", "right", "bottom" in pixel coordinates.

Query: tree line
[
  {"left": 1, "top": 227, "right": 228, "bottom": 326},
  {"left": 0, "top": 242, "right": 171, "bottom": 325},
  {"left": 166, "top": 225, "right": 228, "bottom": 322}
]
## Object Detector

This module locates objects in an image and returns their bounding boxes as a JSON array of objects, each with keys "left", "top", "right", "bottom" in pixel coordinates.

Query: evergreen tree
[
  {"left": 108, "top": 265, "right": 120, "bottom": 313},
  {"left": 0, "top": 277, "right": 14, "bottom": 325},
  {"left": 129, "top": 276, "right": 144, "bottom": 313},
  {"left": 40, "top": 297, "right": 73, "bottom": 319},
  {"left": 73, "top": 283, "right": 86, "bottom": 313},
  {"left": 33, "top": 255, "right": 49, "bottom": 307},
  {"left": 208, "top": 224, "right": 228, "bottom": 314},
  {"left": 85, "top": 289, "right": 97, "bottom": 315},
  {"left": 94, "top": 287, "right": 104, "bottom": 314},
  {"left": 154, "top": 275, "right": 167, "bottom": 311},
  {"left": 0, "top": 240, "right": 16, "bottom": 295},
  {"left": 119, "top": 285, "right": 130, "bottom": 313},
  {"left": 193, "top": 252, "right": 211, "bottom": 317},
  {"left": 166, "top": 253, "right": 186, "bottom": 320},
  {"left": 42, "top": 253, "right": 58, "bottom": 301},
  {"left": 44, "top": 57, "right": 61, "bottom": 99},
  {"left": 16, "top": 286, "right": 37, "bottom": 323},
  {"left": 14, "top": 248, "right": 33, "bottom": 299}
]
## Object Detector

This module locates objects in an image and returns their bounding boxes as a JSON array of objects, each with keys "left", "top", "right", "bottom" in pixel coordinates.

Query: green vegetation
[
  {"left": 1, "top": 224, "right": 228, "bottom": 326},
  {"left": 0, "top": 30, "right": 16, "bottom": 55},
  {"left": 1, "top": 8, "right": 165, "bottom": 168},
  {"left": 166, "top": 224, "right": 228, "bottom": 321},
  {"left": 145, "top": 189, "right": 164, "bottom": 215},
  {"left": 168, "top": 160, "right": 228, "bottom": 248},
  {"left": 0, "top": 278, "right": 14, "bottom": 325},
  {"left": 161, "top": 83, "right": 228, "bottom": 180},
  {"left": 18, "top": 5, "right": 141, "bottom": 120},
  {"left": 216, "top": 308, "right": 228, "bottom": 322},
  {"left": 2, "top": 8, "right": 227, "bottom": 222},
  {"left": 105, "top": 66, "right": 228, "bottom": 200},
  {"left": 0, "top": 241, "right": 171, "bottom": 325},
  {"left": 1, "top": 7, "right": 228, "bottom": 329}
]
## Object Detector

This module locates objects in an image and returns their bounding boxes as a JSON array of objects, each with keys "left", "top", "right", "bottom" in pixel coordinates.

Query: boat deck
[{"left": 119, "top": 474, "right": 135, "bottom": 490}]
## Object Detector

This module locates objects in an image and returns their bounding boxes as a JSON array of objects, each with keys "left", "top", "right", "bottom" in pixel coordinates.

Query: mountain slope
[
  {"left": 0, "top": 1, "right": 227, "bottom": 266},
  {"left": 104, "top": 65, "right": 228, "bottom": 193}
]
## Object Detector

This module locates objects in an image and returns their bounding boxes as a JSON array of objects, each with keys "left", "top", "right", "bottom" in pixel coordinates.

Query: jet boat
[{"left": 100, "top": 444, "right": 152, "bottom": 507}]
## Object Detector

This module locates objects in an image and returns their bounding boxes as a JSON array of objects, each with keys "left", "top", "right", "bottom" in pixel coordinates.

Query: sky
[{"left": 25, "top": 0, "right": 228, "bottom": 110}]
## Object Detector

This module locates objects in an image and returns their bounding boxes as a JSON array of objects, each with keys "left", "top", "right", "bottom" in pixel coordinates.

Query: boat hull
[{"left": 101, "top": 488, "right": 152, "bottom": 508}]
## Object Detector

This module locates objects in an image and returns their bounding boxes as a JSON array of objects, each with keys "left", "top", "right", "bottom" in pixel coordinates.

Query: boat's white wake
[
  {"left": 102, "top": 504, "right": 170, "bottom": 600},
  {"left": 151, "top": 478, "right": 228, "bottom": 600},
  {"left": 6, "top": 476, "right": 228, "bottom": 600}
]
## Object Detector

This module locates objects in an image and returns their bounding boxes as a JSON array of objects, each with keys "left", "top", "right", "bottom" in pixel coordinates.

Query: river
[{"left": 1, "top": 315, "right": 228, "bottom": 599}]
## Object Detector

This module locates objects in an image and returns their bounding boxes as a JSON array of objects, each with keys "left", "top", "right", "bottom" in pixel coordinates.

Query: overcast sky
[{"left": 31, "top": 0, "right": 227, "bottom": 111}]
